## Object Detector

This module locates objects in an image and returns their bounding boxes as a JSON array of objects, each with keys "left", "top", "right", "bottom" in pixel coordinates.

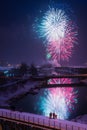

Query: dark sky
[{"left": 0, "top": 0, "right": 87, "bottom": 66}]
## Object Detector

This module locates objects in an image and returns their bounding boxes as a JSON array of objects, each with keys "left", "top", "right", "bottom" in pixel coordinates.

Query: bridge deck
[
  {"left": 31, "top": 74, "right": 87, "bottom": 81},
  {"left": 0, "top": 109, "right": 87, "bottom": 130}
]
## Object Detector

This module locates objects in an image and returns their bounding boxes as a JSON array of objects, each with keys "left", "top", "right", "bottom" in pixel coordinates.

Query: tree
[
  {"left": 19, "top": 62, "right": 28, "bottom": 76},
  {"left": 30, "top": 64, "right": 38, "bottom": 76}
]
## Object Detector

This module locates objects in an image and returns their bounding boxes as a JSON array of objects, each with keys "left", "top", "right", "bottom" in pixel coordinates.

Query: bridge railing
[{"left": 0, "top": 109, "right": 87, "bottom": 130}]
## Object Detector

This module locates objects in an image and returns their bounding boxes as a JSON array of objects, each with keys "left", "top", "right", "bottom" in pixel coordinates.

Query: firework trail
[{"left": 34, "top": 5, "right": 78, "bottom": 119}]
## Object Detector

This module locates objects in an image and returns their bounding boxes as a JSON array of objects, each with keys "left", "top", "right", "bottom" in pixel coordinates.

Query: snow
[
  {"left": 71, "top": 114, "right": 87, "bottom": 124},
  {"left": 0, "top": 66, "right": 13, "bottom": 71},
  {"left": 0, "top": 80, "right": 42, "bottom": 107}
]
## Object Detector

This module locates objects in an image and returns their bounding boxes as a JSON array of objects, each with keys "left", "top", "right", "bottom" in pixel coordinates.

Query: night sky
[{"left": 0, "top": 0, "right": 87, "bottom": 66}]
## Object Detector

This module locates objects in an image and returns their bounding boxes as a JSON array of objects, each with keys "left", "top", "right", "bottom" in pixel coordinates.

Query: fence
[{"left": 0, "top": 109, "right": 87, "bottom": 130}]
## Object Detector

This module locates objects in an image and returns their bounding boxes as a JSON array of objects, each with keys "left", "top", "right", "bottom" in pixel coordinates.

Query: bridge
[
  {"left": 0, "top": 66, "right": 87, "bottom": 107},
  {"left": 30, "top": 73, "right": 87, "bottom": 88},
  {"left": 31, "top": 73, "right": 87, "bottom": 80},
  {"left": 0, "top": 109, "right": 87, "bottom": 130},
  {"left": 0, "top": 72, "right": 87, "bottom": 107}
]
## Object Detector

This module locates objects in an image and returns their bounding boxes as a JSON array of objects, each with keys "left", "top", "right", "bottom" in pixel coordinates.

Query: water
[{"left": 14, "top": 85, "right": 87, "bottom": 120}]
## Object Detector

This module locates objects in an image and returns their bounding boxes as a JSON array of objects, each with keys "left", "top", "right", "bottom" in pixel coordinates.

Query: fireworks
[
  {"left": 37, "top": 8, "right": 68, "bottom": 42},
  {"left": 34, "top": 5, "right": 78, "bottom": 119},
  {"left": 35, "top": 7, "right": 78, "bottom": 61},
  {"left": 47, "top": 21, "right": 77, "bottom": 61}
]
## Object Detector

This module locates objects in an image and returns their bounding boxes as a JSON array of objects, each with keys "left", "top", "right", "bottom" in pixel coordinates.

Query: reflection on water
[{"left": 15, "top": 85, "right": 87, "bottom": 120}]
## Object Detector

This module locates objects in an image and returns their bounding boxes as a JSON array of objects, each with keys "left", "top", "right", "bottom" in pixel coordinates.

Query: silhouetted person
[{"left": 49, "top": 112, "right": 52, "bottom": 119}]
